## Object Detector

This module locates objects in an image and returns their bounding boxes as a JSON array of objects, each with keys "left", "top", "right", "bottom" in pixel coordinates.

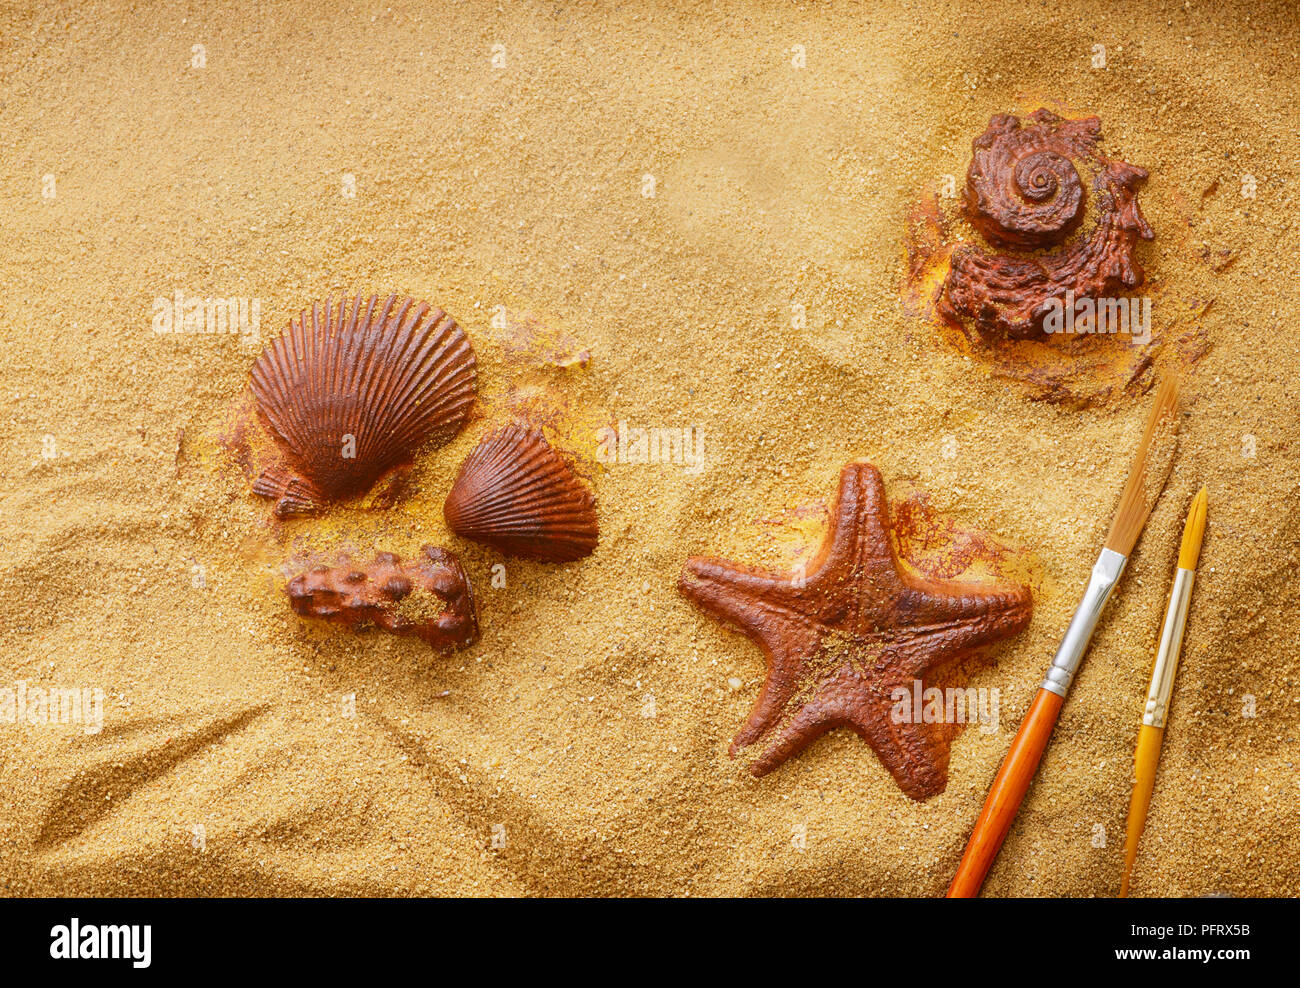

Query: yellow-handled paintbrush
[
  {"left": 1118, "top": 485, "right": 1208, "bottom": 897},
  {"left": 947, "top": 375, "right": 1180, "bottom": 897}
]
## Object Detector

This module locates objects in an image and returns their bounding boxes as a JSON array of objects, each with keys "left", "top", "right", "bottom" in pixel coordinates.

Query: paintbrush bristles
[
  {"left": 1104, "top": 375, "right": 1181, "bottom": 556},
  {"left": 1178, "top": 486, "right": 1209, "bottom": 570}
]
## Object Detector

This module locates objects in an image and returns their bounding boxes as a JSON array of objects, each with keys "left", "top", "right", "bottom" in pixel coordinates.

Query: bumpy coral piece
[
  {"left": 249, "top": 294, "right": 477, "bottom": 516},
  {"left": 939, "top": 109, "right": 1154, "bottom": 339},
  {"left": 444, "top": 424, "right": 598, "bottom": 562},
  {"left": 286, "top": 545, "right": 479, "bottom": 651},
  {"left": 678, "top": 462, "right": 1032, "bottom": 800}
]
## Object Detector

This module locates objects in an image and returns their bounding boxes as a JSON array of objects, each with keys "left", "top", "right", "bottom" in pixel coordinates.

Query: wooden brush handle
[
  {"left": 1119, "top": 724, "right": 1164, "bottom": 897},
  {"left": 947, "top": 687, "right": 1065, "bottom": 897}
]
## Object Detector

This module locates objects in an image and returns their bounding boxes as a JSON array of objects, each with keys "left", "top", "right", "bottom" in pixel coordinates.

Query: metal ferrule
[
  {"left": 1142, "top": 567, "right": 1195, "bottom": 727},
  {"left": 1041, "top": 548, "right": 1128, "bottom": 698}
]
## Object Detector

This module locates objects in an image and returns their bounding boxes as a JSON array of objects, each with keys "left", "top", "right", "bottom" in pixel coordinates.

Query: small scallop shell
[
  {"left": 443, "top": 424, "right": 598, "bottom": 562},
  {"left": 249, "top": 294, "right": 476, "bottom": 516}
]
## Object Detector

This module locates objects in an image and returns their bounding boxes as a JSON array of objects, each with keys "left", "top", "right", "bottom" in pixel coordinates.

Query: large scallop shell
[
  {"left": 249, "top": 294, "right": 477, "bottom": 516},
  {"left": 443, "top": 424, "right": 598, "bottom": 562}
]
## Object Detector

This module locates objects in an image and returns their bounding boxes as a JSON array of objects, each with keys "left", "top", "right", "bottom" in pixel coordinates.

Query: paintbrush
[
  {"left": 1118, "top": 485, "right": 1207, "bottom": 897},
  {"left": 947, "top": 374, "right": 1180, "bottom": 898}
]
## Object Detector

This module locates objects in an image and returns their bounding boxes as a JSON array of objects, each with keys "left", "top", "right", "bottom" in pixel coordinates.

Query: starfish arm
[
  {"left": 678, "top": 556, "right": 810, "bottom": 640},
  {"left": 817, "top": 462, "right": 906, "bottom": 585},
  {"left": 741, "top": 663, "right": 870, "bottom": 776},
  {"left": 850, "top": 700, "right": 950, "bottom": 800},
  {"left": 886, "top": 580, "right": 1033, "bottom": 677},
  {"left": 743, "top": 699, "right": 842, "bottom": 778},
  {"left": 743, "top": 664, "right": 952, "bottom": 799},
  {"left": 728, "top": 617, "right": 825, "bottom": 753}
]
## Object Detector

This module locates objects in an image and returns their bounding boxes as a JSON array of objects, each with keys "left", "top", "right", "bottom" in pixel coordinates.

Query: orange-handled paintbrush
[
  {"left": 947, "top": 375, "right": 1180, "bottom": 898},
  {"left": 1118, "top": 485, "right": 1207, "bottom": 897}
]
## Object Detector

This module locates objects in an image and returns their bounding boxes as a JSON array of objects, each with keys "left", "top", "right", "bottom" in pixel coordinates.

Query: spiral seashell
[
  {"left": 444, "top": 424, "right": 599, "bottom": 562},
  {"left": 962, "top": 110, "right": 1099, "bottom": 250},
  {"left": 939, "top": 110, "right": 1154, "bottom": 339},
  {"left": 285, "top": 545, "right": 479, "bottom": 651},
  {"left": 249, "top": 294, "right": 477, "bottom": 516}
]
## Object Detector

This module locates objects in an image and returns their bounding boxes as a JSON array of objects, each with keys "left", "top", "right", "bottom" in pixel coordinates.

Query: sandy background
[{"left": 2, "top": 0, "right": 1298, "bottom": 896}]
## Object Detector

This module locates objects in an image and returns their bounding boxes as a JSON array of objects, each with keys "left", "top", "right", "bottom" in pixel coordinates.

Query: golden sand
[{"left": 1, "top": 0, "right": 1297, "bottom": 896}]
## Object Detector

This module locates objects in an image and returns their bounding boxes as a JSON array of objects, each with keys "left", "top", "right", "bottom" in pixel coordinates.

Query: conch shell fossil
[
  {"left": 249, "top": 294, "right": 477, "bottom": 516},
  {"left": 286, "top": 545, "right": 479, "bottom": 651},
  {"left": 444, "top": 423, "right": 599, "bottom": 562},
  {"left": 938, "top": 110, "right": 1154, "bottom": 339}
]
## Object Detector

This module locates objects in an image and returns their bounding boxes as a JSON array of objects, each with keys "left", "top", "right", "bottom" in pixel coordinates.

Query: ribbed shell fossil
[
  {"left": 286, "top": 545, "right": 479, "bottom": 650},
  {"left": 939, "top": 109, "right": 1154, "bottom": 339},
  {"left": 249, "top": 294, "right": 477, "bottom": 516},
  {"left": 443, "top": 424, "right": 599, "bottom": 562}
]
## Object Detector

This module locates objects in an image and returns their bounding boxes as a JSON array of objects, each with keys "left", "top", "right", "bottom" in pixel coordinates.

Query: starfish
[{"left": 678, "top": 462, "right": 1033, "bottom": 800}]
